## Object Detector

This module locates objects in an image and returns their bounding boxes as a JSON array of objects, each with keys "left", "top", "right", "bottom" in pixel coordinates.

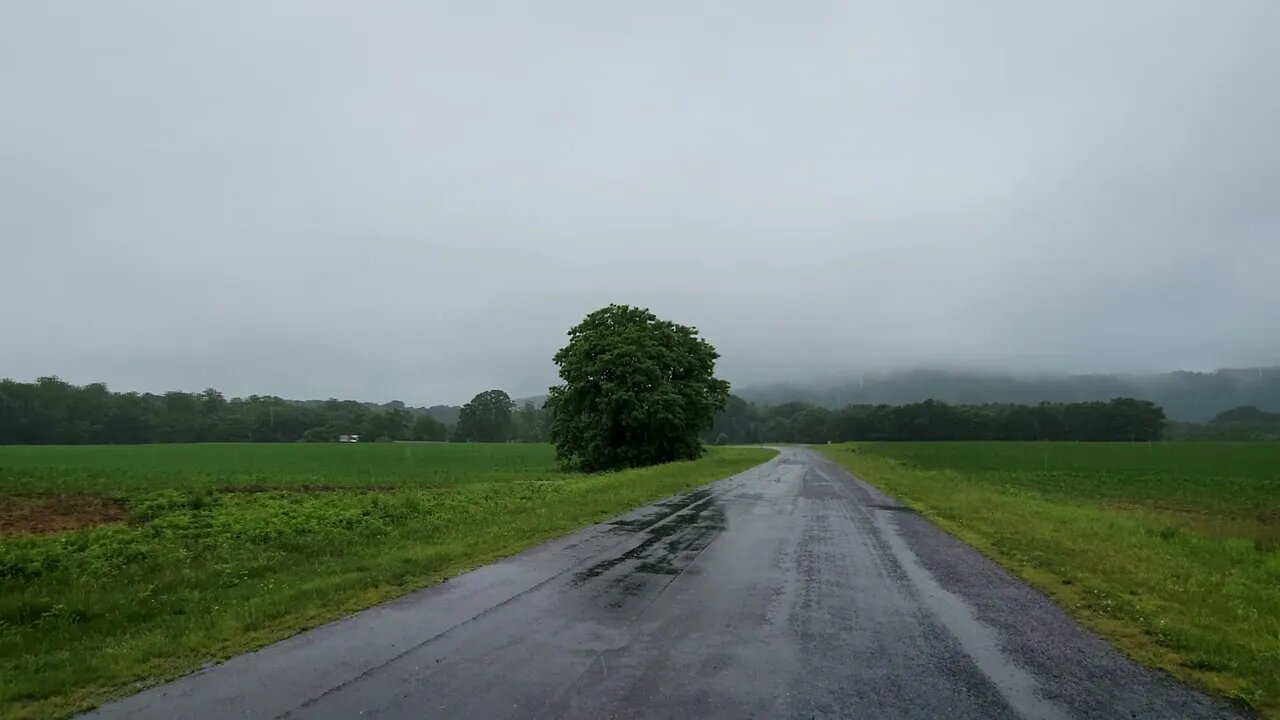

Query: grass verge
[
  {"left": 817, "top": 442, "right": 1280, "bottom": 718},
  {"left": 1, "top": 444, "right": 774, "bottom": 719}
]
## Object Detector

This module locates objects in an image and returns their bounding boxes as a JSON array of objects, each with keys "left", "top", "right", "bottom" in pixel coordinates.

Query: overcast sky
[{"left": 3, "top": 1, "right": 1278, "bottom": 405}]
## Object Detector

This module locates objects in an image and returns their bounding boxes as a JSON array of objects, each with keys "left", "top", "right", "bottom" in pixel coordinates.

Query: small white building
[{"left": 338, "top": 434, "right": 361, "bottom": 443}]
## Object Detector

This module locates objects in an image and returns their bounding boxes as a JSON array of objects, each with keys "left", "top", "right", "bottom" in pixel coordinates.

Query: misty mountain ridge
[{"left": 734, "top": 366, "right": 1280, "bottom": 422}]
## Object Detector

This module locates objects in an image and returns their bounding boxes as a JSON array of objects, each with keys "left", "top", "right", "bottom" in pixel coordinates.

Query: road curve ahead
[{"left": 86, "top": 447, "right": 1241, "bottom": 720}]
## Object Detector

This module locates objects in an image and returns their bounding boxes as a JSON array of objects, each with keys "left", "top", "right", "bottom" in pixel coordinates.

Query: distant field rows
[
  {"left": 0, "top": 443, "right": 775, "bottom": 720},
  {"left": 820, "top": 441, "right": 1280, "bottom": 718},
  {"left": 0, "top": 442, "right": 566, "bottom": 492}
]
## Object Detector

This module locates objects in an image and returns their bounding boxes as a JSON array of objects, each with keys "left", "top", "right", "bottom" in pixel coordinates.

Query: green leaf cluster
[
  {"left": 452, "top": 390, "right": 516, "bottom": 442},
  {"left": 546, "top": 305, "right": 729, "bottom": 472}
]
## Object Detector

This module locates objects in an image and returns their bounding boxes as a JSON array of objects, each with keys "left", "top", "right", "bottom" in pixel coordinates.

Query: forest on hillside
[
  {"left": 0, "top": 377, "right": 449, "bottom": 445},
  {"left": 736, "top": 367, "right": 1280, "bottom": 422}
]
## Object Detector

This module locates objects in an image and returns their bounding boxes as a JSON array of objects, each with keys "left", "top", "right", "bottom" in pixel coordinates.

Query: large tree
[
  {"left": 545, "top": 304, "right": 730, "bottom": 472},
  {"left": 453, "top": 389, "right": 516, "bottom": 442}
]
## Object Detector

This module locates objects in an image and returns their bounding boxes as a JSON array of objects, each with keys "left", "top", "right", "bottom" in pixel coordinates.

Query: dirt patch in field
[{"left": 0, "top": 493, "right": 128, "bottom": 535}]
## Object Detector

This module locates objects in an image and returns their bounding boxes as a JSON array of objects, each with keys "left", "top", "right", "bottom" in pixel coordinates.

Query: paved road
[{"left": 86, "top": 447, "right": 1241, "bottom": 719}]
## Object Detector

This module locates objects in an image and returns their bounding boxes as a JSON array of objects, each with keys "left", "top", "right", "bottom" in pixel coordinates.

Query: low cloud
[{"left": 3, "top": 1, "right": 1277, "bottom": 403}]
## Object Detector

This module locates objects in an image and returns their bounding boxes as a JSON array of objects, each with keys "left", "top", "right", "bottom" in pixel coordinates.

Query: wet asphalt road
[{"left": 85, "top": 447, "right": 1242, "bottom": 720}]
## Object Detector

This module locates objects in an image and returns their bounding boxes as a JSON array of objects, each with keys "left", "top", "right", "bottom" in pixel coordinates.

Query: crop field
[
  {"left": 0, "top": 442, "right": 775, "bottom": 720},
  {"left": 819, "top": 441, "right": 1280, "bottom": 716}
]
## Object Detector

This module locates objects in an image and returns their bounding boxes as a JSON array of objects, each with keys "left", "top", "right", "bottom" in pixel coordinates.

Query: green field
[
  {"left": 819, "top": 441, "right": 1280, "bottom": 717},
  {"left": 0, "top": 442, "right": 775, "bottom": 720}
]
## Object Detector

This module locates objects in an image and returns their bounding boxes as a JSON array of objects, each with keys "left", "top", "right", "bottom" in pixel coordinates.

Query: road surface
[{"left": 85, "top": 447, "right": 1240, "bottom": 719}]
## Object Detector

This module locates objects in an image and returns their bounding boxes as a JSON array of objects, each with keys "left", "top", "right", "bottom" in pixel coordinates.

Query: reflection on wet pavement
[{"left": 573, "top": 486, "right": 727, "bottom": 608}]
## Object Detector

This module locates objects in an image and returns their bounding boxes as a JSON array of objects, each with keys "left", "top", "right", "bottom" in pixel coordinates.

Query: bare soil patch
[{"left": 0, "top": 493, "right": 127, "bottom": 535}]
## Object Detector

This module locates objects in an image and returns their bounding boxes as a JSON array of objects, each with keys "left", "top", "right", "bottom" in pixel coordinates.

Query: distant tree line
[
  {"left": 6, "top": 376, "right": 1255, "bottom": 446},
  {"left": 0, "top": 377, "right": 450, "bottom": 444},
  {"left": 704, "top": 396, "right": 1169, "bottom": 443},
  {"left": 0, "top": 377, "right": 556, "bottom": 445}
]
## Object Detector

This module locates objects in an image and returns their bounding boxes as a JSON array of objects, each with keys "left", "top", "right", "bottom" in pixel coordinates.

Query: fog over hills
[{"left": 735, "top": 366, "right": 1280, "bottom": 422}]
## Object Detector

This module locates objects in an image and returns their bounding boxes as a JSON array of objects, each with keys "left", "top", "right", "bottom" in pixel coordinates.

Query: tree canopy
[
  {"left": 411, "top": 413, "right": 449, "bottom": 441},
  {"left": 452, "top": 389, "right": 516, "bottom": 442},
  {"left": 545, "top": 304, "right": 730, "bottom": 471},
  {"left": 514, "top": 400, "right": 549, "bottom": 442},
  {"left": 703, "top": 394, "right": 1168, "bottom": 443},
  {"left": 0, "top": 376, "right": 460, "bottom": 444}
]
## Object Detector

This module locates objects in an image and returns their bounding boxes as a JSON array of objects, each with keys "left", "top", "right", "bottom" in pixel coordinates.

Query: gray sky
[{"left": 3, "top": 1, "right": 1278, "bottom": 405}]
